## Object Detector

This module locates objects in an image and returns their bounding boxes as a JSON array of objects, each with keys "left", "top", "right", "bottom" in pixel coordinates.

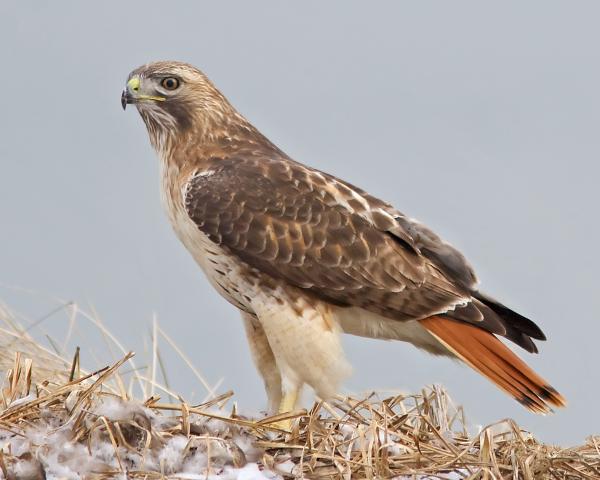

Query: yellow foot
[
  {"left": 272, "top": 417, "right": 294, "bottom": 431},
  {"left": 270, "top": 388, "right": 300, "bottom": 431}
]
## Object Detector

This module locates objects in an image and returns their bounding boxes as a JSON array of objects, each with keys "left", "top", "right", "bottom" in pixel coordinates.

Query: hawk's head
[{"left": 122, "top": 61, "right": 236, "bottom": 152}]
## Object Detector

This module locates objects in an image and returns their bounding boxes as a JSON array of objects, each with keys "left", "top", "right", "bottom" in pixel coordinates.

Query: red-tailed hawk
[{"left": 122, "top": 61, "right": 565, "bottom": 421}]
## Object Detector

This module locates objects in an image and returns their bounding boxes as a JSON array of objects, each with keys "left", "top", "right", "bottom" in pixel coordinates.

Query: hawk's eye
[{"left": 161, "top": 77, "right": 180, "bottom": 90}]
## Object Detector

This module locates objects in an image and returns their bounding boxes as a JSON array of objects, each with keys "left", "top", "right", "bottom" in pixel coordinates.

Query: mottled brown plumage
[{"left": 123, "top": 61, "right": 565, "bottom": 417}]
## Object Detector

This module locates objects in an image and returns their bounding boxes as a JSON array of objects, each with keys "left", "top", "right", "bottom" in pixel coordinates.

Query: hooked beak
[
  {"left": 121, "top": 89, "right": 130, "bottom": 110},
  {"left": 121, "top": 76, "right": 166, "bottom": 111}
]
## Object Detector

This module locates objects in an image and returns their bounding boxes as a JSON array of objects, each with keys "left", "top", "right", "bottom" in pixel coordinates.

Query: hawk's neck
[{"left": 163, "top": 119, "right": 288, "bottom": 174}]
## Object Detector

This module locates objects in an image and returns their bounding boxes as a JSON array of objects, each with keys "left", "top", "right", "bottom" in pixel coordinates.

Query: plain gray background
[{"left": 1, "top": 1, "right": 598, "bottom": 444}]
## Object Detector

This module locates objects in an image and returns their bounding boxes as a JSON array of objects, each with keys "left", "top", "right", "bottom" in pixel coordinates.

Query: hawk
[{"left": 122, "top": 61, "right": 565, "bottom": 419}]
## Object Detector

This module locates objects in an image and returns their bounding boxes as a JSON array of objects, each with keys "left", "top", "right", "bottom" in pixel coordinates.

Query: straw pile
[{"left": 0, "top": 299, "right": 598, "bottom": 479}]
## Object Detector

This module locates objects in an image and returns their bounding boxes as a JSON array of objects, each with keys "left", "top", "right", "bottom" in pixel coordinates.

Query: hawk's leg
[
  {"left": 249, "top": 289, "right": 352, "bottom": 427},
  {"left": 273, "top": 380, "right": 303, "bottom": 431},
  {"left": 241, "top": 311, "right": 282, "bottom": 413},
  {"left": 279, "top": 385, "right": 301, "bottom": 414}
]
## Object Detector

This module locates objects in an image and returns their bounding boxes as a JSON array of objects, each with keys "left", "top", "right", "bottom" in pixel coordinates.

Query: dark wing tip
[{"left": 474, "top": 291, "right": 547, "bottom": 341}]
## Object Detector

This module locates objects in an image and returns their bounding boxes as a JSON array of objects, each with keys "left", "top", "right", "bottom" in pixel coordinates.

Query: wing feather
[{"left": 184, "top": 158, "right": 470, "bottom": 322}]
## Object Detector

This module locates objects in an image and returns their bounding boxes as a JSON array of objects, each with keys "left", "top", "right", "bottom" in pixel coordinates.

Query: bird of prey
[{"left": 122, "top": 61, "right": 565, "bottom": 420}]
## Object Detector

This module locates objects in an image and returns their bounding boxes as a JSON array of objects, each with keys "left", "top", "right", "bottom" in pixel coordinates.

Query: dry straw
[{"left": 0, "top": 299, "right": 597, "bottom": 479}]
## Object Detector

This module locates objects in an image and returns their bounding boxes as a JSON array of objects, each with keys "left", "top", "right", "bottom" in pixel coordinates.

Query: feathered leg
[
  {"left": 241, "top": 311, "right": 282, "bottom": 414},
  {"left": 250, "top": 289, "right": 352, "bottom": 429}
]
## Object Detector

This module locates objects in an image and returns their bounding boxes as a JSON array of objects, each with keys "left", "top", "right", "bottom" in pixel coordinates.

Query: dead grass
[{"left": 0, "top": 298, "right": 597, "bottom": 479}]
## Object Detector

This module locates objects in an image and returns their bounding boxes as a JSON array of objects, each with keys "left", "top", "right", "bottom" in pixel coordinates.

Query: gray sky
[{"left": 1, "top": 1, "right": 599, "bottom": 444}]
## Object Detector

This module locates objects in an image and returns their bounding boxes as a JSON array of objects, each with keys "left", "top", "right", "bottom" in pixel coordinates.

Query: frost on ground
[
  {"left": 0, "top": 395, "right": 278, "bottom": 479},
  {"left": 0, "top": 353, "right": 288, "bottom": 480},
  {"left": 0, "top": 388, "right": 469, "bottom": 480},
  {"left": 0, "top": 351, "right": 598, "bottom": 479}
]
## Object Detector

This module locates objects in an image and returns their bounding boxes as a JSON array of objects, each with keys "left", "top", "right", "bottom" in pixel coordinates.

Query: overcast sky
[{"left": 1, "top": 1, "right": 599, "bottom": 444}]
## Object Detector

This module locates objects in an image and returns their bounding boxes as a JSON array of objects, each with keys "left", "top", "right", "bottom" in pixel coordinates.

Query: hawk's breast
[{"left": 160, "top": 163, "right": 257, "bottom": 312}]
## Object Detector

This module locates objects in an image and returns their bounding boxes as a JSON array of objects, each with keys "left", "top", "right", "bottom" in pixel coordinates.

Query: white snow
[{"left": 0, "top": 395, "right": 284, "bottom": 480}]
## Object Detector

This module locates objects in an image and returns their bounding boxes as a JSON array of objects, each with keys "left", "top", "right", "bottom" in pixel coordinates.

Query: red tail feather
[{"left": 420, "top": 316, "right": 566, "bottom": 413}]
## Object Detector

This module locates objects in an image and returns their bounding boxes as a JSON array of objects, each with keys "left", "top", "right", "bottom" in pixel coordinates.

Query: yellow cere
[
  {"left": 127, "top": 76, "right": 165, "bottom": 102},
  {"left": 127, "top": 76, "right": 141, "bottom": 92}
]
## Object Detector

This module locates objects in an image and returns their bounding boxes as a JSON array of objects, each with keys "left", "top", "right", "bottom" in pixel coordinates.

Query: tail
[{"left": 420, "top": 316, "right": 566, "bottom": 413}]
